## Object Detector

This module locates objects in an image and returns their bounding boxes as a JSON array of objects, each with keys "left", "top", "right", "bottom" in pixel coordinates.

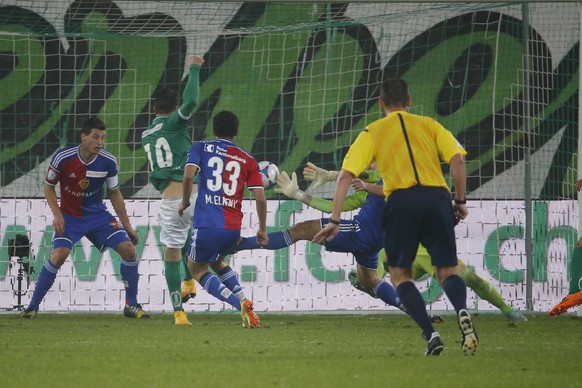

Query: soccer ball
[{"left": 258, "top": 161, "right": 279, "bottom": 189}]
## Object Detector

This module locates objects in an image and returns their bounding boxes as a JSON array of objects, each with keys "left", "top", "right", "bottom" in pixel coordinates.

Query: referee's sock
[
  {"left": 396, "top": 281, "right": 435, "bottom": 340},
  {"left": 441, "top": 274, "right": 468, "bottom": 313}
]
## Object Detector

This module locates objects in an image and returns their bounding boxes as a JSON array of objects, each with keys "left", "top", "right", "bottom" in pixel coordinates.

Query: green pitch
[{"left": 1, "top": 312, "right": 579, "bottom": 387}]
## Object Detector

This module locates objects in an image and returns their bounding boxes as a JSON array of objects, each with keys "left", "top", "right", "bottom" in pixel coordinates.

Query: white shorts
[{"left": 158, "top": 193, "right": 197, "bottom": 249}]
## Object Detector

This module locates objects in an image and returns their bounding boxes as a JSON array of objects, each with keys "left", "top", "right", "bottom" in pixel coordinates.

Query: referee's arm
[
  {"left": 312, "top": 169, "right": 355, "bottom": 243},
  {"left": 450, "top": 153, "right": 468, "bottom": 220}
]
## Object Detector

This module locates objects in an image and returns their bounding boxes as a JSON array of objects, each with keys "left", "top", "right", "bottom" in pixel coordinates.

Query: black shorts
[{"left": 382, "top": 185, "right": 458, "bottom": 269}]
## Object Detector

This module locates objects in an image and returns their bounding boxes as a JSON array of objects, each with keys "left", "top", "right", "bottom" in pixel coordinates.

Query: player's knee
[
  {"left": 50, "top": 248, "right": 70, "bottom": 268},
  {"left": 291, "top": 220, "right": 319, "bottom": 241},
  {"left": 116, "top": 242, "right": 136, "bottom": 261},
  {"left": 359, "top": 273, "right": 378, "bottom": 290}
]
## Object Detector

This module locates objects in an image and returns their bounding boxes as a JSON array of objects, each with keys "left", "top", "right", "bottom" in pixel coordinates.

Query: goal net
[{"left": 0, "top": 0, "right": 579, "bottom": 313}]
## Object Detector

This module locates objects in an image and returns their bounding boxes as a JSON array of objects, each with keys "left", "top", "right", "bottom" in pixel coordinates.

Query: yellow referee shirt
[{"left": 341, "top": 111, "right": 466, "bottom": 199}]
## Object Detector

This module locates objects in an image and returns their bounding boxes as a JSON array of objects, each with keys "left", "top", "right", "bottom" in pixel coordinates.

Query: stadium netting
[{"left": 0, "top": 1, "right": 579, "bottom": 313}]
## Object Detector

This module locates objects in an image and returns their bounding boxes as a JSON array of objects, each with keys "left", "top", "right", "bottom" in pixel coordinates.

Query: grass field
[{"left": 0, "top": 311, "right": 580, "bottom": 388}]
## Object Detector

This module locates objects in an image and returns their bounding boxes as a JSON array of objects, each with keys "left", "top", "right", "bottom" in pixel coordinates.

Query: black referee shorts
[{"left": 382, "top": 185, "right": 458, "bottom": 269}]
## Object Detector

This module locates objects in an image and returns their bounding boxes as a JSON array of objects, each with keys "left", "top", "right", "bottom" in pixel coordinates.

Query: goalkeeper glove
[
  {"left": 274, "top": 171, "right": 306, "bottom": 202},
  {"left": 303, "top": 162, "right": 338, "bottom": 190}
]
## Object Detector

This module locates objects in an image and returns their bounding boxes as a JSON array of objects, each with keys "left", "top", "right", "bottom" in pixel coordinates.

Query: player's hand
[
  {"left": 312, "top": 222, "right": 339, "bottom": 244},
  {"left": 351, "top": 178, "right": 367, "bottom": 192},
  {"left": 576, "top": 179, "right": 582, "bottom": 192},
  {"left": 189, "top": 55, "right": 204, "bottom": 67},
  {"left": 52, "top": 214, "right": 65, "bottom": 236},
  {"left": 274, "top": 171, "right": 299, "bottom": 199},
  {"left": 126, "top": 227, "right": 139, "bottom": 246},
  {"left": 303, "top": 162, "right": 338, "bottom": 190},
  {"left": 256, "top": 229, "right": 269, "bottom": 248},
  {"left": 178, "top": 200, "right": 190, "bottom": 217}
]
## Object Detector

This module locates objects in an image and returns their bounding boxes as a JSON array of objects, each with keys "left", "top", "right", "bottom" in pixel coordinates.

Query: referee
[{"left": 314, "top": 78, "right": 477, "bottom": 356}]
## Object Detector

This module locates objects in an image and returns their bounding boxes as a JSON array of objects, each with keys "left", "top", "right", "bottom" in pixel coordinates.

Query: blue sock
[
  {"left": 396, "top": 281, "right": 435, "bottom": 341},
  {"left": 28, "top": 261, "right": 59, "bottom": 310},
  {"left": 236, "top": 230, "right": 293, "bottom": 251},
  {"left": 441, "top": 274, "right": 468, "bottom": 314},
  {"left": 218, "top": 266, "right": 244, "bottom": 300},
  {"left": 199, "top": 272, "right": 241, "bottom": 310},
  {"left": 373, "top": 279, "right": 401, "bottom": 308},
  {"left": 120, "top": 259, "right": 139, "bottom": 306}
]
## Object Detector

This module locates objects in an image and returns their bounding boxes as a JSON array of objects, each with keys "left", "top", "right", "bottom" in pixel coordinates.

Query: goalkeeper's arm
[{"left": 274, "top": 171, "right": 367, "bottom": 213}]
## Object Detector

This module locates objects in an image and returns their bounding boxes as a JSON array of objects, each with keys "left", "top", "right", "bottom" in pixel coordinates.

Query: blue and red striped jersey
[
  {"left": 45, "top": 145, "right": 119, "bottom": 217},
  {"left": 186, "top": 139, "right": 263, "bottom": 230}
]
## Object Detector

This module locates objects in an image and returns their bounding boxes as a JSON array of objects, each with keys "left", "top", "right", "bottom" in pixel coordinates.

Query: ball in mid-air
[{"left": 258, "top": 161, "right": 279, "bottom": 189}]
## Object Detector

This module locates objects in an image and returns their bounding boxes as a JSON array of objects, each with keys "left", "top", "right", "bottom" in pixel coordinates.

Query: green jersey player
[{"left": 142, "top": 55, "right": 204, "bottom": 325}]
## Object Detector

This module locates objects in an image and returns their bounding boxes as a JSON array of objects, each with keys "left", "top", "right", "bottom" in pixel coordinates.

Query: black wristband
[
  {"left": 328, "top": 218, "right": 340, "bottom": 225},
  {"left": 454, "top": 198, "right": 467, "bottom": 205}
]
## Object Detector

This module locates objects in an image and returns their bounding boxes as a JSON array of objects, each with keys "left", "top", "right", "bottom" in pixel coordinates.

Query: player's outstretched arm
[{"left": 178, "top": 55, "right": 205, "bottom": 116}]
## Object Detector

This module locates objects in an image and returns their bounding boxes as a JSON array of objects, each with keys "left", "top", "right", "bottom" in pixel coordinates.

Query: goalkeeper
[{"left": 235, "top": 162, "right": 526, "bottom": 321}]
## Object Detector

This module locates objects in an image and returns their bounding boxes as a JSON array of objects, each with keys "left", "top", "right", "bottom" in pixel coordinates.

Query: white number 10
[{"left": 144, "top": 137, "right": 173, "bottom": 170}]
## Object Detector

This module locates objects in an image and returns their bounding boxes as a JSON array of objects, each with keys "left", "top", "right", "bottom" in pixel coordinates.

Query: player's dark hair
[
  {"left": 213, "top": 111, "right": 239, "bottom": 139},
  {"left": 380, "top": 78, "right": 409, "bottom": 107},
  {"left": 80, "top": 117, "right": 106, "bottom": 135},
  {"left": 154, "top": 87, "right": 179, "bottom": 114}
]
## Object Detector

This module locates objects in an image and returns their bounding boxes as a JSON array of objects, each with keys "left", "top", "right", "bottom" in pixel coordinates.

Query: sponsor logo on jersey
[
  {"left": 68, "top": 172, "right": 76, "bottom": 178},
  {"left": 86, "top": 170, "right": 108, "bottom": 178},
  {"left": 78, "top": 179, "right": 90, "bottom": 190},
  {"left": 204, "top": 144, "right": 214, "bottom": 152}
]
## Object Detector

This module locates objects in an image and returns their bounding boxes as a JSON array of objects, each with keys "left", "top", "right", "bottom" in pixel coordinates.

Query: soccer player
[
  {"left": 142, "top": 55, "right": 204, "bottom": 325},
  {"left": 314, "top": 78, "right": 477, "bottom": 356},
  {"left": 178, "top": 111, "right": 267, "bottom": 328},
  {"left": 22, "top": 117, "right": 147, "bottom": 319},
  {"left": 549, "top": 178, "right": 582, "bottom": 316},
  {"left": 305, "top": 163, "right": 526, "bottom": 321}
]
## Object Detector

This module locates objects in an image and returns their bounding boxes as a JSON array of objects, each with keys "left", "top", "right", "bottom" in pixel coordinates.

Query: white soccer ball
[{"left": 258, "top": 161, "right": 279, "bottom": 189}]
